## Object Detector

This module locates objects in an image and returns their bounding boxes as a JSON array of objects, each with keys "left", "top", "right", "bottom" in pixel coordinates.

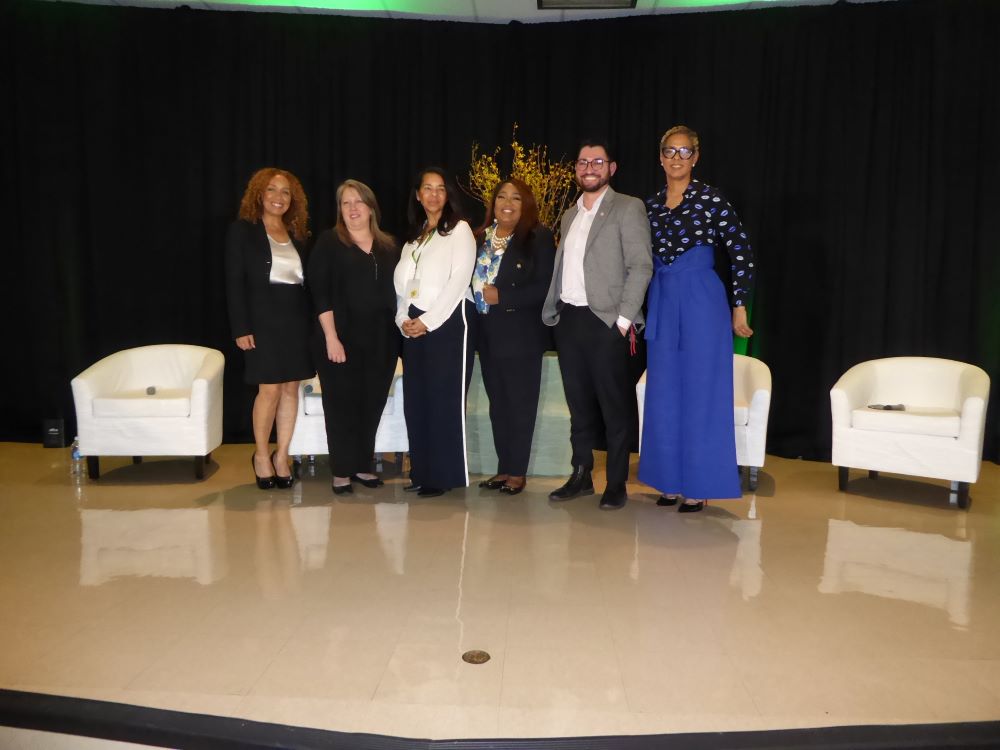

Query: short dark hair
[
  {"left": 405, "top": 166, "right": 465, "bottom": 243},
  {"left": 577, "top": 138, "right": 615, "bottom": 163}
]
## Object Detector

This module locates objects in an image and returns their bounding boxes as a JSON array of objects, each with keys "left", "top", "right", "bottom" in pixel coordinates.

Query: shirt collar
[{"left": 577, "top": 185, "right": 610, "bottom": 215}]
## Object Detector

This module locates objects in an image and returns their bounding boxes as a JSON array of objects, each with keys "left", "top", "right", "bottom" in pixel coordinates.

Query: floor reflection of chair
[
  {"left": 79, "top": 500, "right": 227, "bottom": 585},
  {"left": 289, "top": 506, "right": 333, "bottom": 571},
  {"left": 818, "top": 519, "right": 971, "bottom": 628}
]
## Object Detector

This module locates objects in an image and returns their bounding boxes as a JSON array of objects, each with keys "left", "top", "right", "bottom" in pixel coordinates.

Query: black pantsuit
[
  {"left": 475, "top": 226, "right": 556, "bottom": 477},
  {"left": 403, "top": 301, "right": 475, "bottom": 490},
  {"left": 308, "top": 230, "right": 400, "bottom": 477},
  {"left": 554, "top": 304, "right": 635, "bottom": 492}
]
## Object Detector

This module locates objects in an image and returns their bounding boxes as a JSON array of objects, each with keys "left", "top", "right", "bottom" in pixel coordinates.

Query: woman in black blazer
[
  {"left": 225, "top": 167, "right": 313, "bottom": 490},
  {"left": 472, "top": 178, "right": 556, "bottom": 495}
]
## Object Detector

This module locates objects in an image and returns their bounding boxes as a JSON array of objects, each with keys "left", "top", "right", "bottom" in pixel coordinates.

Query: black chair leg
[
  {"left": 868, "top": 470, "right": 879, "bottom": 480},
  {"left": 837, "top": 466, "right": 849, "bottom": 491},
  {"left": 132, "top": 456, "right": 142, "bottom": 464},
  {"left": 194, "top": 455, "right": 206, "bottom": 480},
  {"left": 956, "top": 482, "right": 970, "bottom": 510},
  {"left": 87, "top": 456, "right": 100, "bottom": 480},
  {"left": 748, "top": 466, "right": 759, "bottom": 491}
]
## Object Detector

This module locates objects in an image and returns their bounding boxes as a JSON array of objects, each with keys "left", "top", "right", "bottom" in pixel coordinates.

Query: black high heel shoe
[
  {"left": 678, "top": 499, "right": 705, "bottom": 513},
  {"left": 351, "top": 474, "right": 383, "bottom": 488},
  {"left": 252, "top": 454, "right": 276, "bottom": 490},
  {"left": 271, "top": 452, "right": 294, "bottom": 489}
]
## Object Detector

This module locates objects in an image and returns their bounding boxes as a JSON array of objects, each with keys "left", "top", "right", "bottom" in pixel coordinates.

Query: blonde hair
[
  {"left": 334, "top": 179, "right": 395, "bottom": 250},
  {"left": 659, "top": 125, "right": 700, "bottom": 152}
]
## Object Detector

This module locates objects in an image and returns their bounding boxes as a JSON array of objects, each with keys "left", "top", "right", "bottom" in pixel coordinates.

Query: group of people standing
[{"left": 225, "top": 125, "right": 755, "bottom": 513}]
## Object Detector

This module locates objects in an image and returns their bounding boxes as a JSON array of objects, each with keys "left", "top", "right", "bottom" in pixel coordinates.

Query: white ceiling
[{"left": 59, "top": 0, "right": 890, "bottom": 23}]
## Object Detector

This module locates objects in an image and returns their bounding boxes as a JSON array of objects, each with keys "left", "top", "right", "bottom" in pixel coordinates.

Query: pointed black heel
[
  {"left": 271, "top": 452, "right": 294, "bottom": 489},
  {"left": 252, "top": 453, "right": 276, "bottom": 490}
]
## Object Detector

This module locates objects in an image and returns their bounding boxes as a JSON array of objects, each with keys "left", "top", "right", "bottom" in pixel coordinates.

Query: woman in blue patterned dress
[{"left": 639, "top": 125, "right": 755, "bottom": 512}]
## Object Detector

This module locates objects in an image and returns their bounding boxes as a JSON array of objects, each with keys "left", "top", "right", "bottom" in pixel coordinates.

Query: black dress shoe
[
  {"left": 417, "top": 487, "right": 445, "bottom": 497},
  {"left": 678, "top": 500, "right": 705, "bottom": 513},
  {"left": 272, "top": 452, "right": 294, "bottom": 490},
  {"left": 656, "top": 494, "right": 680, "bottom": 507},
  {"left": 332, "top": 483, "right": 353, "bottom": 495},
  {"left": 599, "top": 487, "right": 627, "bottom": 510},
  {"left": 548, "top": 467, "right": 594, "bottom": 502},
  {"left": 351, "top": 474, "right": 384, "bottom": 488},
  {"left": 478, "top": 476, "right": 506, "bottom": 490},
  {"left": 252, "top": 454, "right": 276, "bottom": 490},
  {"left": 403, "top": 482, "right": 422, "bottom": 492}
]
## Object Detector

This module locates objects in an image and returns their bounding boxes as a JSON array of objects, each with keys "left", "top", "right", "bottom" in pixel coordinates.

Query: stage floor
[{"left": 1, "top": 442, "right": 999, "bottom": 741}]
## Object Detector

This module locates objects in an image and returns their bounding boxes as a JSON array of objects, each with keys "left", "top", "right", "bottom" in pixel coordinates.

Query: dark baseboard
[{"left": 2, "top": 689, "right": 1000, "bottom": 750}]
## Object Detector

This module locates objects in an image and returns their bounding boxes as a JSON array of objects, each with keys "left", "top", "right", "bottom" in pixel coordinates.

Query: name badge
[{"left": 405, "top": 278, "right": 421, "bottom": 300}]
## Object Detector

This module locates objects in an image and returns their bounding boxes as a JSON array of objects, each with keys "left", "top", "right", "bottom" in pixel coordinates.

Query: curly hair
[{"left": 238, "top": 167, "right": 311, "bottom": 242}]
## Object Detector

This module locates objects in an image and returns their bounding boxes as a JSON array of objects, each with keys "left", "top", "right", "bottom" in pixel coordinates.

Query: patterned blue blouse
[{"left": 646, "top": 180, "right": 755, "bottom": 307}]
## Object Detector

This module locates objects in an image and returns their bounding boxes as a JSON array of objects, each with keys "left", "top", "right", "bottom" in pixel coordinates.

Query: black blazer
[
  {"left": 224, "top": 219, "right": 307, "bottom": 339},
  {"left": 477, "top": 225, "right": 556, "bottom": 358}
]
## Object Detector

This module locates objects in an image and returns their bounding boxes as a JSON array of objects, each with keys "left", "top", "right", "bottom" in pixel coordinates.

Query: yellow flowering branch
[{"left": 464, "top": 124, "right": 578, "bottom": 239}]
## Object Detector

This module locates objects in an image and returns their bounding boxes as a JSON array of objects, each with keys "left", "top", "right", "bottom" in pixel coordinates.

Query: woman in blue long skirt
[{"left": 639, "top": 125, "right": 756, "bottom": 513}]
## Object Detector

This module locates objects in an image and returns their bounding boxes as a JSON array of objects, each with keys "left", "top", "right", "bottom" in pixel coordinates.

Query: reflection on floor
[{"left": 1, "top": 443, "right": 999, "bottom": 740}]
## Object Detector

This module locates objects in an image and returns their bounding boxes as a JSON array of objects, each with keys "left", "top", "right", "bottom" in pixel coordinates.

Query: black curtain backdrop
[{"left": 3, "top": 0, "right": 998, "bottom": 463}]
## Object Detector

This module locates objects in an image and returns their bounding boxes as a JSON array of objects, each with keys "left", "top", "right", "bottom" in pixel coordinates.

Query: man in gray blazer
[{"left": 543, "top": 140, "right": 653, "bottom": 510}]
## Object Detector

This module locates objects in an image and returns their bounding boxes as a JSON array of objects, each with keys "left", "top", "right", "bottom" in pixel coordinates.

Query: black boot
[{"left": 549, "top": 466, "right": 594, "bottom": 502}]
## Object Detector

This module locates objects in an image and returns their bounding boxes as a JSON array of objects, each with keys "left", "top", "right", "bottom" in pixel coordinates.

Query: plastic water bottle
[{"left": 70, "top": 437, "right": 84, "bottom": 482}]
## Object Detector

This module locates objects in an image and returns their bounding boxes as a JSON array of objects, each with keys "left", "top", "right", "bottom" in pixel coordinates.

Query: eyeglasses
[
  {"left": 576, "top": 158, "right": 608, "bottom": 170},
  {"left": 661, "top": 146, "right": 696, "bottom": 160}
]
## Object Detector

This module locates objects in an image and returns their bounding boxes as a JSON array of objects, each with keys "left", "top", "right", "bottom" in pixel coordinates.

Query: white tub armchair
[
  {"left": 734, "top": 353, "right": 772, "bottom": 490},
  {"left": 71, "top": 345, "right": 224, "bottom": 480},
  {"left": 830, "top": 357, "right": 990, "bottom": 509}
]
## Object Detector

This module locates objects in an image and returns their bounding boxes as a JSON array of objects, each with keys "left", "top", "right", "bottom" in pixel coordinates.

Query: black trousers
[
  {"left": 403, "top": 301, "right": 475, "bottom": 490},
  {"left": 554, "top": 304, "right": 635, "bottom": 491},
  {"left": 315, "top": 317, "right": 398, "bottom": 477},
  {"left": 480, "top": 352, "right": 543, "bottom": 477}
]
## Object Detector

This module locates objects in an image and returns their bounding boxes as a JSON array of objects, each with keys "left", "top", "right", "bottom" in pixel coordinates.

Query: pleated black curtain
[{"left": 3, "top": 0, "right": 998, "bottom": 462}]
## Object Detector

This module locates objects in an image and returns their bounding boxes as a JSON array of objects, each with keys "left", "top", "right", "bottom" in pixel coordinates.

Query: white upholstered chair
[
  {"left": 289, "top": 358, "right": 408, "bottom": 461},
  {"left": 71, "top": 344, "right": 224, "bottom": 480},
  {"left": 733, "top": 353, "right": 772, "bottom": 490},
  {"left": 636, "top": 354, "right": 772, "bottom": 490},
  {"left": 830, "top": 357, "right": 990, "bottom": 509}
]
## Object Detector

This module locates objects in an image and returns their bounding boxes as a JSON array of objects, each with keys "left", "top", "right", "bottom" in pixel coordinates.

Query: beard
[{"left": 577, "top": 173, "right": 610, "bottom": 193}]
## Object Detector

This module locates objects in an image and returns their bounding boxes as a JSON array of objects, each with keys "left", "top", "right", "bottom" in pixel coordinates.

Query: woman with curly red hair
[{"left": 225, "top": 167, "right": 313, "bottom": 489}]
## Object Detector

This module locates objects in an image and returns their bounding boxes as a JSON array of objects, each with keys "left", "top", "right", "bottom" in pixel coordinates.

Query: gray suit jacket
[{"left": 542, "top": 186, "right": 653, "bottom": 329}]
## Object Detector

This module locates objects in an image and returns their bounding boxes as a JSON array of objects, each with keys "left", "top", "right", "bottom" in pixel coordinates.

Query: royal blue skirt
[{"left": 638, "top": 245, "right": 741, "bottom": 500}]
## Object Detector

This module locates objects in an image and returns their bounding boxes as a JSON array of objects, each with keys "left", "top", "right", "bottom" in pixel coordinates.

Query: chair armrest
[
  {"left": 830, "top": 363, "right": 875, "bottom": 428},
  {"left": 190, "top": 350, "right": 225, "bottom": 414},
  {"left": 71, "top": 352, "right": 126, "bottom": 405},
  {"left": 956, "top": 365, "right": 990, "bottom": 449}
]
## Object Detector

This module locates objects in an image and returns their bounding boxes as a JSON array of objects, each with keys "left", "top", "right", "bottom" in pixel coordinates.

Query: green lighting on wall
[{"left": 133, "top": 0, "right": 796, "bottom": 14}]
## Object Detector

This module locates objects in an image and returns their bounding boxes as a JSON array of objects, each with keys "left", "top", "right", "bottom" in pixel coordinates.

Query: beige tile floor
[{"left": 1, "top": 442, "right": 999, "bottom": 740}]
